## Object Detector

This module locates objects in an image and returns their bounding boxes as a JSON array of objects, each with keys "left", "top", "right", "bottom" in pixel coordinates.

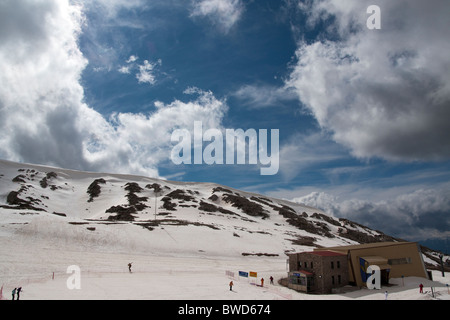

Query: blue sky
[{"left": 0, "top": 0, "right": 449, "bottom": 251}]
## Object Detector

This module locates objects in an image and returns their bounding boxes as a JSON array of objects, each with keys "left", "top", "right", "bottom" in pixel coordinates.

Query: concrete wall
[{"left": 322, "top": 242, "right": 429, "bottom": 287}]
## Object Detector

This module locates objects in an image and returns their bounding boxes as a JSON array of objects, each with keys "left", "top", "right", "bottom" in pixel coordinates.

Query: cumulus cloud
[
  {"left": 190, "top": 0, "right": 244, "bottom": 33},
  {"left": 292, "top": 186, "right": 450, "bottom": 241},
  {"left": 0, "top": 0, "right": 228, "bottom": 177},
  {"left": 83, "top": 88, "right": 227, "bottom": 176},
  {"left": 0, "top": 0, "right": 88, "bottom": 167},
  {"left": 286, "top": 0, "right": 450, "bottom": 162}
]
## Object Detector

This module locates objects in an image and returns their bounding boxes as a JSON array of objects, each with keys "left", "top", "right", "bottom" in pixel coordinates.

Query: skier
[
  {"left": 16, "top": 287, "right": 22, "bottom": 300},
  {"left": 261, "top": 278, "right": 264, "bottom": 287},
  {"left": 384, "top": 291, "right": 388, "bottom": 300},
  {"left": 128, "top": 262, "right": 133, "bottom": 273},
  {"left": 12, "top": 288, "right": 16, "bottom": 301},
  {"left": 419, "top": 283, "right": 424, "bottom": 293},
  {"left": 229, "top": 281, "right": 234, "bottom": 291},
  {"left": 270, "top": 276, "right": 274, "bottom": 285}
]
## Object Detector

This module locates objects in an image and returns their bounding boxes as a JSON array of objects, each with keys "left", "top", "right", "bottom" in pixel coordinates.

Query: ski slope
[{"left": 0, "top": 159, "right": 448, "bottom": 300}]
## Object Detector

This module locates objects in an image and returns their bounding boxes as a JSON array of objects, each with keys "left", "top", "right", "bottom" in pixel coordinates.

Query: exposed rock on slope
[{"left": 0, "top": 159, "right": 442, "bottom": 269}]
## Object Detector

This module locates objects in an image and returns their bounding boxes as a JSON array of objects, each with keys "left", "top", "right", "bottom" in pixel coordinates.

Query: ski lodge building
[{"left": 287, "top": 242, "right": 429, "bottom": 294}]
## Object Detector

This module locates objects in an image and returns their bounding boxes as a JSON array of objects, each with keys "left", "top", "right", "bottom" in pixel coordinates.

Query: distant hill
[{"left": 0, "top": 159, "right": 444, "bottom": 269}]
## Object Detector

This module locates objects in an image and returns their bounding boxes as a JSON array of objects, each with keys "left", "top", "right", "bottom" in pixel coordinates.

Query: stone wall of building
[{"left": 288, "top": 251, "right": 349, "bottom": 294}]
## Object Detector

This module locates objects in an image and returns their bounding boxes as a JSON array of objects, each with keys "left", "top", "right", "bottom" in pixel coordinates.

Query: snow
[
  {"left": 0, "top": 159, "right": 449, "bottom": 301},
  {"left": 1, "top": 235, "right": 448, "bottom": 301}
]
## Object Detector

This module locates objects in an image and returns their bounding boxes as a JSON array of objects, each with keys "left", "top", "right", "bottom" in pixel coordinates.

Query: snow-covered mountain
[{"left": 0, "top": 159, "right": 444, "bottom": 268}]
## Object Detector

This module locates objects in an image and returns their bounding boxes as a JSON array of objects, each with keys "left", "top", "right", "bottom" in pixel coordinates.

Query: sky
[{"left": 0, "top": 0, "right": 449, "bottom": 251}]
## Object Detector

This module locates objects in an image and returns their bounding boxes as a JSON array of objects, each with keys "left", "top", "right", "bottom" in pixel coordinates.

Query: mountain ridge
[{"left": 0, "top": 159, "right": 443, "bottom": 269}]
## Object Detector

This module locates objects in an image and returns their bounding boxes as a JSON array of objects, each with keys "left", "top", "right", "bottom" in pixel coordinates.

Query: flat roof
[
  {"left": 316, "top": 241, "right": 415, "bottom": 252},
  {"left": 290, "top": 250, "right": 347, "bottom": 257},
  {"left": 310, "top": 250, "right": 347, "bottom": 257}
]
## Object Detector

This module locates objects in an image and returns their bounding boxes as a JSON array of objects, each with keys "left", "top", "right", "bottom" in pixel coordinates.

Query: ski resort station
[{"left": 286, "top": 242, "right": 429, "bottom": 294}]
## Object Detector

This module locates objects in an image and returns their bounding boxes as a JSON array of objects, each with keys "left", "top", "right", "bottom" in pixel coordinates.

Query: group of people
[
  {"left": 11, "top": 287, "right": 22, "bottom": 300},
  {"left": 229, "top": 276, "right": 275, "bottom": 291}
]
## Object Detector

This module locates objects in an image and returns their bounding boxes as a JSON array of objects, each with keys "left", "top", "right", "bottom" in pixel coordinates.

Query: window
[
  {"left": 388, "top": 257, "right": 412, "bottom": 265},
  {"left": 290, "top": 275, "right": 300, "bottom": 285},
  {"left": 338, "top": 275, "right": 341, "bottom": 284},
  {"left": 311, "top": 262, "right": 313, "bottom": 269},
  {"left": 337, "top": 261, "right": 340, "bottom": 269},
  {"left": 331, "top": 276, "right": 335, "bottom": 285},
  {"left": 331, "top": 261, "right": 334, "bottom": 269},
  {"left": 304, "top": 262, "right": 307, "bottom": 268},
  {"left": 299, "top": 277, "right": 307, "bottom": 286}
]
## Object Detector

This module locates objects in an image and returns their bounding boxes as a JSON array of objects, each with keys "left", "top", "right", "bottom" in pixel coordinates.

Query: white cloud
[
  {"left": 118, "top": 56, "right": 162, "bottom": 85},
  {"left": 136, "top": 59, "right": 162, "bottom": 85},
  {"left": 278, "top": 132, "right": 345, "bottom": 181},
  {"left": 74, "top": 1, "right": 147, "bottom": 73},
  {"left": 0, "top": 0, "right": 88, "bottom": 167},
  {"left": 291, "top": 186, "right": 450, "bottom": 242},
  {"left": 79, "top": 0, "right": 146, "bottom": 19},
  {"left": 0, "top": 0, "right": 228, "bottom": 178},
  {"left": 190, "top": 0, "right": 244, "bottom": 33},
  {"left": 118, "top": 66, "right": 131, "bottom": 74},
  {"left": 82, "top": 89, "right": 228, "bottom": 176},
  {"left": 286, "top": 0, "right": 450, "bottom": 162},
  {"left": 233, "top": 84, "right": 298, "bottom": 109},
  {"left": 126, "top": 55, "right": 138, "bottom": 63}
]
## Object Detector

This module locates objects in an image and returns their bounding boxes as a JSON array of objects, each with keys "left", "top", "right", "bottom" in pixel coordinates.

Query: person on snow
[
  {"left": 128, "top": 262, "right": 133, "bottom": 273},
  {"left": 16, "top": 287, "right": 22, "bottom": 300},
  {"left": 229, "top": 281, "right": 234, "bottom": 291},
  {"left": 11, "top": 288, "right": 16, "bottom": 301},
  {"left": 419, "top": 283, "right": 424, "bottom": 293},
  {"left": 270, "top": 276, "right": 274, "bottom": 285},
  {"left": 261, "top": 278, "right": 264, "bottom": 287}
]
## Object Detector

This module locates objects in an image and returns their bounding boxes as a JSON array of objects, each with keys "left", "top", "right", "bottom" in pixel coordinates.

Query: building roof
[
  {"left": 311, "top": 250, "right": 347, "bottom": 257},
  {"left": 292, "top": 250, "right": 347, "bottom": 257},
  {"left": 318, "top": 241, "right": 414, "bottom": 253},
  {"left": 290, "top": 242, "right": 417, "bottom": 257}
]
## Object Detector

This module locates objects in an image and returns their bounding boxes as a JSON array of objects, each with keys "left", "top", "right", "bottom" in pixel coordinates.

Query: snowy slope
[
  {"left": 0, "top": 159, "right": 397, "bottom": 256},
  {"left": 0, "top": 159, "right": 448, "bottom": 300}
]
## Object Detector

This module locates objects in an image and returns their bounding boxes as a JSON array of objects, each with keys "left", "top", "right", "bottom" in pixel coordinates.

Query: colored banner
[
  {"left": 239, "top": 271, "right": 249, "bottom": 278},
  {"left": 249, "top": 271, "right": 257, "bottom": 278},
  {"left": 359, "top": 257, "right": 369, "bottom": 283}
]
